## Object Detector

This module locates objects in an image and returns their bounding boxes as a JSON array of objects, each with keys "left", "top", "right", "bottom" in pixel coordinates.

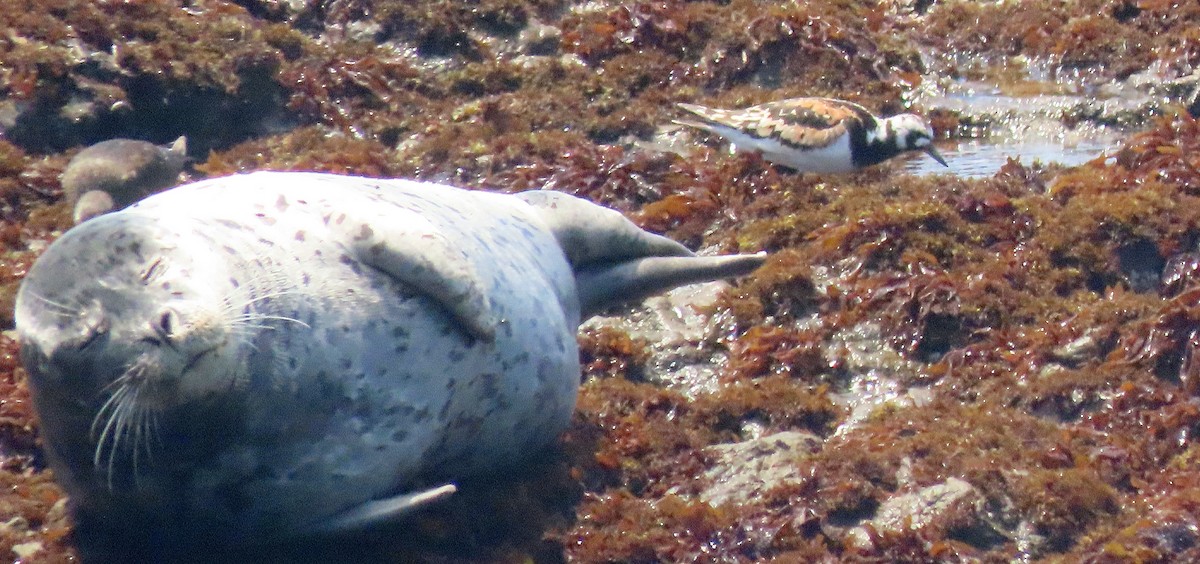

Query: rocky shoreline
[{"left": 2, "top": 0, "right": 1200, "bottom": 561}]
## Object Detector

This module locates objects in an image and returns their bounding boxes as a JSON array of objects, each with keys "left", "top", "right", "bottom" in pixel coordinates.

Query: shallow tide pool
[
  {"left": 900, "top": 132, "right": 1122, "bottom": 177},
  {"left": 903, "top": 78, "right": 1147, "bottom": 177}
]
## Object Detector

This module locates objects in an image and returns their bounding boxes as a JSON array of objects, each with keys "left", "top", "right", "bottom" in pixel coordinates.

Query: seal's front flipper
[
  {"left": 305, "top": 483, "right": 458, "bottom": 537},
  {"left": 338, "top": 212, "right": 497, "bottom": 342}
]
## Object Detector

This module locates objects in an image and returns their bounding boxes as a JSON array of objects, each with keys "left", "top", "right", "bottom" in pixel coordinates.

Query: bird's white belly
[{"left": 727, "top": 130, "right": 856, "bottom": 173}]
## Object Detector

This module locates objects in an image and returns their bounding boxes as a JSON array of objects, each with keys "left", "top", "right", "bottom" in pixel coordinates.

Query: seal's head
[
  {"left": 15, "top": 211, "right": 261, "bottom": 485},
  {"left": 62, "top": 136, "right": 189, "bottom": 223}
]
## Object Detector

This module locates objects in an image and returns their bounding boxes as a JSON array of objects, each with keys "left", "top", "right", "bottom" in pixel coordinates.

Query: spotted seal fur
[{"left": 15, "top": 171, "right": 764, "bottom": 551}]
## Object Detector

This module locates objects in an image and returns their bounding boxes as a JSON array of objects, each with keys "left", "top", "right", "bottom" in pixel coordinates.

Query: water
[
  {"left": 901, "top": 133, "right": 1121, "bottom": 177},
  {"left": 903, "top": 79, "right": 1145, "bottom": 178}
]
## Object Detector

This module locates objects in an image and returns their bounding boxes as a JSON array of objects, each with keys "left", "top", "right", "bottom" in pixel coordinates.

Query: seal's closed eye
[
  {"left": 152, "top": 309, "right": 179, "bottom": 347},
  {"left": 141, "top": 257, "right": 166, "bottom": 284}
]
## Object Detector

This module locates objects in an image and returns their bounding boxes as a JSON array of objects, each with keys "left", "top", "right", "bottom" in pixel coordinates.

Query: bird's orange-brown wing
[{"left": 677, "top": 98, "right": 876, "bottom": 149}]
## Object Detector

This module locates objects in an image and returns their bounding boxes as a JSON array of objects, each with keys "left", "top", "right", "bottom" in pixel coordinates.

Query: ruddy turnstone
[{"left": 675, "top": 97, "right": 948, "bottom": 173}]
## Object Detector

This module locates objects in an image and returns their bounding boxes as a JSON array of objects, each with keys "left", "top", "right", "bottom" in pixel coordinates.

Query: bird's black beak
[{"left": 926, "top": 145, "right": 949, "bottom": 167}]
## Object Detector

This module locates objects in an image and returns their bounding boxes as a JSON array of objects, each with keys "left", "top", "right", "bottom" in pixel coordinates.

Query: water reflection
[
  {"left": 901, "top": 134, "right": 1121, "bottom": 178},
  {"left": 905, "top": 75, "right": 1148, "bottom": 178}
]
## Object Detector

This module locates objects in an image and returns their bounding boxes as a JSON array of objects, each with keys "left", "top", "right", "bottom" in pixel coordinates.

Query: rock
[
  {"left": 845, "top": 477, "right": 994, "bottom": 550},
  {"left": 518, "top": 19, "right": 561, "bottom": 56},
  {"left": 699, "top": 431, "right": 823, "bottom": 507},
  {"left": 583, "top": 281, "right": 737, "bottom": 397},
  {"left": 11, "top": 541, "right": 42, "bottom": 560}
]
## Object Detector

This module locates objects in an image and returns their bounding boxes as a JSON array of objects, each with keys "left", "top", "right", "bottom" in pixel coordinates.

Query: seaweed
[{"left": 3, "top": 0, "right": 1200, "bottom": 561}]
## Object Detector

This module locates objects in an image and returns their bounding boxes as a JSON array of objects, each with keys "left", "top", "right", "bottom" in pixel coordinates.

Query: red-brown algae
[{"left": 2, "top": 0, "right": 1200, "bottom": 561}]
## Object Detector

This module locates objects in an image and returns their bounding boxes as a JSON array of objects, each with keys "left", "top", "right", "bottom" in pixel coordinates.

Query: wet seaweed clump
[
  {"left": 577, "top": 325, "right": 651, "bottom": 381},
  {"left": 919, "top": 0, "right": 1200, "bottom": 80},
  {"left": 196, "top": 125, "right": 400, "bottom": 178},
  {"left": 0, "top": 333, "right": 73, "bottom": 561},
  {"left": 1124, "top": 287, "right": 1200, "bottom": 393},
  {"left": 561, "top": 491, "right": 752, "bottom": 562},
  {"left": 6, "top": 0, "right": 1200, "bottom": 561},
  {"left": 1, "top": 0, "right": 299, "bottom": 154}
]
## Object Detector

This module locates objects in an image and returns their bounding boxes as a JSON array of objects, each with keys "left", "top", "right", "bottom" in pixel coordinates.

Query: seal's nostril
[
  {"left": 76, "top": 315, "right": 109, "bottom": 351},
  {"left": 79, "top": 327, "right": 102, "bottom": 350}
]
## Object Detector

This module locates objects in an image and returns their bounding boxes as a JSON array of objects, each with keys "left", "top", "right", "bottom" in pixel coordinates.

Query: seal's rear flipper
[
  {"left": 516, "top": 190, "right": 695, "bottom": 267},
  {"left": 577, "top": 253, "right": 766, "bottom": 318},
  {"left": 303, "top": 483, "right": 458, "bottom": 537}
]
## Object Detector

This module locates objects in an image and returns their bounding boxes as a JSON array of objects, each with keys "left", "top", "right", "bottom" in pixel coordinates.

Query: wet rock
[
  {"left": 845, "top": 478, "right": 1001, "bottom": 551},
  {"left": 343, "top": 19, "right": 385, "bottom": 43},
  {"left": 699, "top": 430, "right": 822, "bottom": 508},
  {"left": 583, "top": 281, "right": 738, "bottom": 397},
  {"left": 231, "top": 0, "right": 311, "bottom": 23},
  {"left": 1136, "top": 521, "right": 1199, "bottom": 555},
  {"left": 1190, "top": 84, "right": 1200, "bottom": 118},
  {"left": 1047, "top": 327, "right": 1115, "bottom": 366},
  {"left": 1161, "top": 251, "right": 1200, "bottom": 297},
  {"left": 11, "top": 541, "right": 42, "bottom": 560},
  {"left": 519, "top": 19, "right": 562, "bottom": 56},
  {"left": 0, "top": 497, "right": 68, "bottom": 561},
  {"left": 823, "top": 321, "right": 932, "bottom": 433},
  {"left": 1051, "top": 331, "right": 1104, "bottom": 364},
  {"left": 0, "top": 100, "right": 22, "bottom": 133}
]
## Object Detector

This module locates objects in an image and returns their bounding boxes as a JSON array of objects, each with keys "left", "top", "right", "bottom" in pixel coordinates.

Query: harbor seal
[
  {"left": 15, "top": 171, "right": 764, "bottom": 553},
  {"left": 61, "top": 136, "right": 188, "bottom": 223}
]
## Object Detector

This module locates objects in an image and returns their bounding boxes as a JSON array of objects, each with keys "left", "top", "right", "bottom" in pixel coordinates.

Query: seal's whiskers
[
  {"left": 130, "top": 386, "right": 155, "bottom": 488},
  {"left": 114, "top": 385, "right": 137, "bottom": 487},
  {"left": 25, "top": 291, "right": 77, "bottom": 318},
  {"left": 220, "top": 281, "right": 303, "bottom": 315},
  {"left": 90, "top": 362, "right": 161, "bottom": 489},
  {"left": 219, "top": 287, "right": 311, "bottom": 337},
  {"left": 92, "top": 382, "right": 132, "bottom": 488},
  {"left": 229, "top": 313, "right": 311, "bottom": 330},
  {"left": 90, "top": 375, "right": 129, "bottom": 441}
]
